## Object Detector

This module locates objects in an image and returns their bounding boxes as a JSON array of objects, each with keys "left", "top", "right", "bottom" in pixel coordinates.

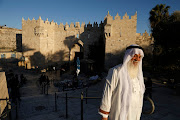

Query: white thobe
[
  {"left": 127, "top": 77, "right": 142, "bottom": 120},
  {"left": 99, "top": 64, "right": 144, "bottom": 120}
]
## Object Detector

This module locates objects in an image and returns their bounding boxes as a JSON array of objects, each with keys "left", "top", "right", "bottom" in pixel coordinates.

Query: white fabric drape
[
  {"left": 99, "top": 44, "right": 145, "bottom": 120},
  {"left": 127, "top": 77, "right": 142, "bottom": 120}
]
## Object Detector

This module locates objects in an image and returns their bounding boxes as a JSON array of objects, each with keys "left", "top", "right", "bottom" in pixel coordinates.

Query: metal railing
[
  {"left": 4, "top": 87, "right": 154, "bottom": 120},
  {"left": 54, "top": 87, "right": 155, "bottom": 120},
  {"left": 54, "top": 88, "right": 102, "bottom": 120}
]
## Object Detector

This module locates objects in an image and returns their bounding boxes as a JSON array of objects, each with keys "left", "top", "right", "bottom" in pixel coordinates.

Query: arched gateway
[{"left": 70, "top": 40, "right": 84, "bottom": 62}]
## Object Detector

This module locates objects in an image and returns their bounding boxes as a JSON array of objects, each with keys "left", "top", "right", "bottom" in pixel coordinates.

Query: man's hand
[{"left": 102, "top": 117, "right": 108, "bottom": 120}]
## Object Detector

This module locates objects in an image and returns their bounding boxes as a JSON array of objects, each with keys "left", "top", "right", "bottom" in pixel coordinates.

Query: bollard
[
  {"left": 81, "top": 92, "right": 83, "bottom": 120},
  {"left": 55, "top": 92, "right": 57, "bottom": 112},
  {"left": 47, "top": 83, "right": 48, "bottom": 95},
  {"left": 6, "top": 97, "right": 8, "bottom": 119},
  {"left": 86, "top": 88, "right": 88, "bottom": 104},
  {"left": 42, "top": 84, "right": 43, "bottom": 94},
  {"left": 44, "top": 83, "right": 46, "bottom": 94},
  {"left": 16, "top": 101, "right": 18, "bottom": 119},
  {"left": 42, "top": 83, "right": 44, "bottom": 94},
  {"left": 66, "top": 93, "right": 68, "bottom": 118}
]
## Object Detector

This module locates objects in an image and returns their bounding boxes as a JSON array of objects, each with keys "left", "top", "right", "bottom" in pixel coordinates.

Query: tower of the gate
[{"left": 104, "top": 11, "right": 137, "bottom": 68}]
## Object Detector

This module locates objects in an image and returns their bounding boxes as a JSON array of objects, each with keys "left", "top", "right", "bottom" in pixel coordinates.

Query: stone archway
[{"left": 70, "top": 40, "right": 84, "bottom": 62}]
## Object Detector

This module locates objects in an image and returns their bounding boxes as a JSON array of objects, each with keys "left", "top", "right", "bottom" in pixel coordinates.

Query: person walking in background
[{"left": 76, "top": 57, "right": 80, "bottom": 77}]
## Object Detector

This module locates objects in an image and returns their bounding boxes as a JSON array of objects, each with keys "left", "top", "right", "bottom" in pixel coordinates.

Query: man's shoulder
[{"left": 110, "top": 64, "right": 122, "bottom": 72}]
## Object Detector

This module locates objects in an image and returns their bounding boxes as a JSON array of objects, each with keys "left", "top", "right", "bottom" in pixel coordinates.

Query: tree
[
  {"left": 149, "top": 4, "right": 170, "bottom": 30},
  {"left": 149, "top": 4, "right": 180, "bottom": 79},
  {"left": 149, "top": 4, "right": 170, "bottom": 57}
]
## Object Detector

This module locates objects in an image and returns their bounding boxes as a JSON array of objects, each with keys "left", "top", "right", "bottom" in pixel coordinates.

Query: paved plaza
[{"left": 8, "top": 67, "right": 180, "bottom": 120}]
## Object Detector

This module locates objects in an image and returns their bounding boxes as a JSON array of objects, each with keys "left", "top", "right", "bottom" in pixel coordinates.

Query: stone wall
[
  {"left": 1, "top": 11, "right": 153, "bottom": 69},
  {"left": 22, "top": 17, "right": 103, "bottom": 68},
  {"left": 0, "top": 72, "right": 9, "bottom": 114},
  {"left": 0, "top": 26, "right": 22, "bottom": 52},
  {"left": 0, "top": 52, "right": 22, "bottom": 59},
  {"left": 136, "top": 30, "right": 154, "bottom": 55},
  {"left": 104, "top": 12, "right": 137, "bottom": 68}
]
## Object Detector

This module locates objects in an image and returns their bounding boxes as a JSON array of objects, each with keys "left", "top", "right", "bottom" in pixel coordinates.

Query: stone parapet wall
[
  {"left": 136, "top": 30, "right": 154, "bottom": 55},
  {"left": 0, "top": 72, "right": 9, "bottom": 114}
]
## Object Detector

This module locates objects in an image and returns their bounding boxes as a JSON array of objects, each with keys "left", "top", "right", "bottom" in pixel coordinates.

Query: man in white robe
[{"left": 99, "top": 44, "right": 145, "bottom": 120}]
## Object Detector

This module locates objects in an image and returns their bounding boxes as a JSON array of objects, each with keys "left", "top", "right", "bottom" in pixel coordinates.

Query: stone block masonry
[
  {"left": 0, "top": 11, "right": 153, "bottom": 69},
  {"left": 0, "top": 72, "right": 9, "bottom": 114}
]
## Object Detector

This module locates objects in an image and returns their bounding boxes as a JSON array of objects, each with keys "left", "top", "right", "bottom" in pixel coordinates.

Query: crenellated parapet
[
  {"left": 104, "top": 11, "right": 113, "bottom": 24},
  {"left": 70, "top": 22, "right": 75, "bottom": 28},
  {"left": 115, "top": 13, "right": 121, "bottom": 20},
  {"left": 131, "top": 11, "right": 137, "bottom": 20},
  {"left": 104, "top": 11, "right": 137, "bottom": 25},
  {"left": 135, "top": 30, "right": 154, "bottom": 55},
  {"left": 75, "top": 22, "right": 80, "bottom": 29},
  {"left": 136, "top": 30, "right": 153, "bottom": 42},
  {"left": 22, "top": 16, "right": 104, "bottom": 33},
  {"left": 22, "top": 16, "right": 59, "bottom": 28},
  {"left": 103, "top": 11, "right": 137, "bottom": 39},
  {"left": 123, "top": 12, "right": 129, "bottom": 19},
  {"left": 93, "top": 22, "right": 98, "bottom": 28},
  {"left": 83, "top": 21, "right": 104, "bottom": 32},
  {"left": 136, "top": 30, "right": 154, "bottom": 54}
]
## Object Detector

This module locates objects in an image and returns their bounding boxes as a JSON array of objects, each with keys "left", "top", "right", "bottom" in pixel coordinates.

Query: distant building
[{"left": 0, "top": 26, "right": 22, "bottom": 60}]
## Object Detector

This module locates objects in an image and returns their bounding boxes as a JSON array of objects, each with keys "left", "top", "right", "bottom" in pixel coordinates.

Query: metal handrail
[{"left": 55, "top": 87, "right": 155, "bottom": 120}]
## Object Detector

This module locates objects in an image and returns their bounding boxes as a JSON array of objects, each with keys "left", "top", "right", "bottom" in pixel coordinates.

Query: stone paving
[
  {"left": 9, "top": 67, "right": 180, "bottom": 120},
  {"left": 141, "top": 83, "right": 180, "bottom": 120}
]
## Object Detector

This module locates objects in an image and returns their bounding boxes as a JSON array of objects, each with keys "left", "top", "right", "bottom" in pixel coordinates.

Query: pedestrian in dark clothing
[
  {"left": 46, "top": 76, "right": 50, "bottom": 85},
  {"left": 10, "top": 75, "right": 16, "bottom": 102},
  {"left": 15, "top": 74, "right": 21, "bottom": 101},
  {"left": 11, "top": 74, "right": 21, "bottom": 102},
  {"left": 39, "top": 74, "right": 43, "bottom": 85},
  {"left": 20, "top": 74, "right": 26, "bottom": 85},
  {"left": 42, "top": 74, "right": 46, "bottom": 82},
  {"left": 39, "top": 73, "right": 46, "bottom": 85}
]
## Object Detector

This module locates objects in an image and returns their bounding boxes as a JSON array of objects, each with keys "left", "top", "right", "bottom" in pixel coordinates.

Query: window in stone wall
[
  {"left": 1, "top": 54, "right": 6, "bottom": 59},
  {"left": 34, "top": 26, "right": 44, "bottom": 36},
  {"left": 11, "top": 53, "right": 16, "bottom": 58}
]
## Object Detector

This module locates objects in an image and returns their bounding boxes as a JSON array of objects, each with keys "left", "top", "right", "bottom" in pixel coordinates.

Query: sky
[{"left": 0, "top": 0, "right": 179, "bottom": 34}]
